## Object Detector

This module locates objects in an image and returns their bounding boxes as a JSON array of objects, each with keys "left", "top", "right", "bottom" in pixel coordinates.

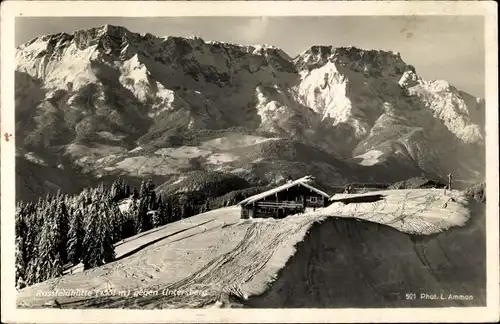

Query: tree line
[{"left": 15, "top": 178, "right": 211, "bottom": 290}]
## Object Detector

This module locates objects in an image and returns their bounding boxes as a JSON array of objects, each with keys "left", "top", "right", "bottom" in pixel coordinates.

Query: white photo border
[{"left": 1, "top": 1, "right": 498, "bottom": 323}]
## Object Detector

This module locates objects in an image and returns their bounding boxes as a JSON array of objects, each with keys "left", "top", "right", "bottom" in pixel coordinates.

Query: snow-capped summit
[
  {"left": 295, "top": 45, "right": 409, "bottom": 78},
  {"left": 398, "top": 70, "right": 422, "bottom": 88}
]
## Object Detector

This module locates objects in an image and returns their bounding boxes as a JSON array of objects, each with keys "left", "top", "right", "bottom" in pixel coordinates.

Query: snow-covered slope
[
  {"left": 14, "top": 25, "right": 485, "bottom": 198},
  {"left": 16, "top": 189, "right": 485, "bottom": 308},
  {"left": 322, "top": 189, "right": 470, "bottom": 235}
]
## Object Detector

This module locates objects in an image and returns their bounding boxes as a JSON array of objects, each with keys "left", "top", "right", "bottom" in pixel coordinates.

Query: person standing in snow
[
  {"left": 343, "top": 185, "right": 354, "bottom": 194},
  {"left": 447, "top": 173, "right": 453, "bottom": 190}
]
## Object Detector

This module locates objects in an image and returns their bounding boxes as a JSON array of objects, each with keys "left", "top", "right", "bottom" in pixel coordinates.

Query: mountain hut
[{"left": 237, "top": 175, "right": 332, "bottom": 219}]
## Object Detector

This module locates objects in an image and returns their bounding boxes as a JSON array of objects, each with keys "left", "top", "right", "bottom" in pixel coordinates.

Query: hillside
[
  {"left": 16, "top": 189, "right": 485, "bottom": 308},
  {"left": 14, "top": 25, "right": 485, "bottom": 201}
]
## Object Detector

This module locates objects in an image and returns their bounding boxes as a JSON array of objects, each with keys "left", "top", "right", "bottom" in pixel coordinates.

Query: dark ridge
[
  {"left": 330, "top": 194, "right": 386, "bottom": 204},
  {"left": 389, "top": 177, "right": 446, "bottom": 190}
]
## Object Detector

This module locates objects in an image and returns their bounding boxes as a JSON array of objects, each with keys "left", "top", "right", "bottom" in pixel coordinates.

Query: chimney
[{"left": 302, "top": 175, "right": 315, "bottom": 182}]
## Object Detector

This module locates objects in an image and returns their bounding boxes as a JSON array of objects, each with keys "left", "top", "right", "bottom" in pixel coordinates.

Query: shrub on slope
[{"left": 465, "top": 183, "right": 486, "bottom": 203}]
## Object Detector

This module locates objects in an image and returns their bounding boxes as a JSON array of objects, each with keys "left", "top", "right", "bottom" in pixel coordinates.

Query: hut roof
[{"left": 237, "top": 175, "right": 331, "bottom": 207}]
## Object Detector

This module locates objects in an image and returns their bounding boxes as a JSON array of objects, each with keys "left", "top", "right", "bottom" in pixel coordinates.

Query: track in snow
[{"left": 16, "top": 190, "right": 485, "bottom": 309}]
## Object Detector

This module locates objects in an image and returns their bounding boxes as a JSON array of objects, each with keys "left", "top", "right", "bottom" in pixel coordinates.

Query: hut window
[
  {"left": 309, "top": 196, "right": 317, "bottom": 203},
  {"left": 295, "top": 196, "right": 303, "bottom": 202}
]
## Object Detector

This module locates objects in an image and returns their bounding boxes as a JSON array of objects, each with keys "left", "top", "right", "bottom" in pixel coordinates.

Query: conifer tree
[
  {"left": 130, "top": 198, "right": 139, "bottom": 234},
  {"left": 132, "top": 187, "right": 139, "bottom": 200},
  {"left": 136, "top": 196, "right": 150, "bottom": 233},
  {"left": 147, "top": 179, "right": 157, "bottom": 210},
  {"left": 121, "top": 208, "right": 136, "bottom": 239},
  {"left": 110, "top": 178, "right": 127, "bottom": 202},
  {"left": 105, "top": 199, "right": 123, "bottom": 243},
  {"left": 66, "top": 207, "right": 84, "bottom": 265},
  {"left": 96, "top": 182, "right": 106, "bottom": 199},
  {"left": 171, "top": 200, "right": 182, "bottom": 222},
  {"left": 15, "top": 236, "right": 27, "bottom": 290},
  {"left": 15, "top": 203, "right": 30, "bottom": 289},
  {"left": 99, "top": 207, "right": 116, "bottom": 263},
  {"left": 152, "top": 196, "right": 164, "bottom": 228},
  {"left": 139, "top": 180, "right": 147, "bottom": 199},
  {"left": 136, "top": 180, "right": 155, "bottom": 232},
  {"left": 166, "top": 198, "right": 173, "bottom": 223},
  {"left": 15, "top": 203, "right": 29, "bottom": 259},
  {"left": 155, "top": 196, "right": 166, "bottom": 226},
  {"left": 24, "top": 203, "right": 43, "bottom": 285},
  {"left": 82, "top": 204, "right": 99, "bottom": 270},
  {"left": 110, "top": 179, "right": 121, "bottom": 202},
  {"left": 181, "top": 202, "right": 188, "bottom": 219},
  {"left": 55, "top": 200, "right": 70, "bottom": 264},
  {"left": 37, "top": 216, "right": 63, "bottom": 282},
  {"left": 25, "top": 259, "right": 39, "bottom": 286},
  {"left": 82, "top": 204, "right": 116, "bottom": 270},
  {"left": 150, "top": 210, "right": 160, "bottom": 228}
]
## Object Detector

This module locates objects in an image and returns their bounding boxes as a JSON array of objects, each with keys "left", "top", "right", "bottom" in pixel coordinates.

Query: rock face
[{"left": 14, "top": 25, "right": 485, "bottom": 198}]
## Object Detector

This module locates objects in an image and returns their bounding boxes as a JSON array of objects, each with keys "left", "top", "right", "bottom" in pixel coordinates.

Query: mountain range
[{"left": 14, "top": 24, "right": 485, "bottom": 201}]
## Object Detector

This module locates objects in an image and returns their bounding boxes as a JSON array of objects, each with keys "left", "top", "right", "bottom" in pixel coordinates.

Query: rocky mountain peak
[
  {"left": 14, "top": 25, "right": 485, "bottom": 190},
  {"left": 294, "top": 45, "right": 409, "bottom": 78}
]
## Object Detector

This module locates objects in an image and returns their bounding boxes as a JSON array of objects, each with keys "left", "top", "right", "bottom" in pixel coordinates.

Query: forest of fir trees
[{"left": 14, "top": 178, "right": 212, "bottom": 290}]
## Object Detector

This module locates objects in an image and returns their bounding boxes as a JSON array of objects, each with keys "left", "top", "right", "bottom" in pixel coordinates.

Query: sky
[{"left": 16, "top": 16, "right": 485, "bottom": 97}]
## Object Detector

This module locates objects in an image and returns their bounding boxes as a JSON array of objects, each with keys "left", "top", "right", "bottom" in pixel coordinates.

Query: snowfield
[
  {"left": 154, "top": 146, "right": 212, "bottom": 159},
  {"left": 206, "top": 153, "right": 239, "bottom": 164},
  {"left": 16, "top": 189, "right": 485, "bottom": 308},
  {"left": 353, "top": 149, "right": 384, "bottom": 166},
  {"left": 322, "top": 189, "right": 470, "bottom": 234},
  {"left": 200, "top": 135, "right": 280, "bottom": 150}
]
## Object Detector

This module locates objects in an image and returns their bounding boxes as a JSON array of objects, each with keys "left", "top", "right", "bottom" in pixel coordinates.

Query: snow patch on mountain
[
  {"left": 354, "top": 150, "right": 384, "bottom": 166},
  {"left": 155, "top": 146, "right": 212, "bottom": 159},
  {"left": 23, "top": 152, "right": 48, "bottom": 166},
  {"left": 407, "top": 80, "right": 484, "bottom": 144},
  {"left": 129, "top": 146, "right": 143, "bottom": 153},
  {"left": 201, "top": 135, "right": 280, "bottom": 150},
  {"left": 398, "top": 70, "right": 421, "bottom": 88},
  {"left": 118, "top": 54, "right": 152, "bottom": 102},
  {"left": 255, "top": 85, "right": 290, "bottom": 132},
  {"left": 97, "top": 131, "right": 125, "bottom": 142},
  {"left": 296, "top": 61, "right": 369, "bottom": 137},
  {"left": 16, "top": 39, "right": 100, "bottom": 92},
  {"left": 207, "top": 153, "right": 239, "bottom": 164}
]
